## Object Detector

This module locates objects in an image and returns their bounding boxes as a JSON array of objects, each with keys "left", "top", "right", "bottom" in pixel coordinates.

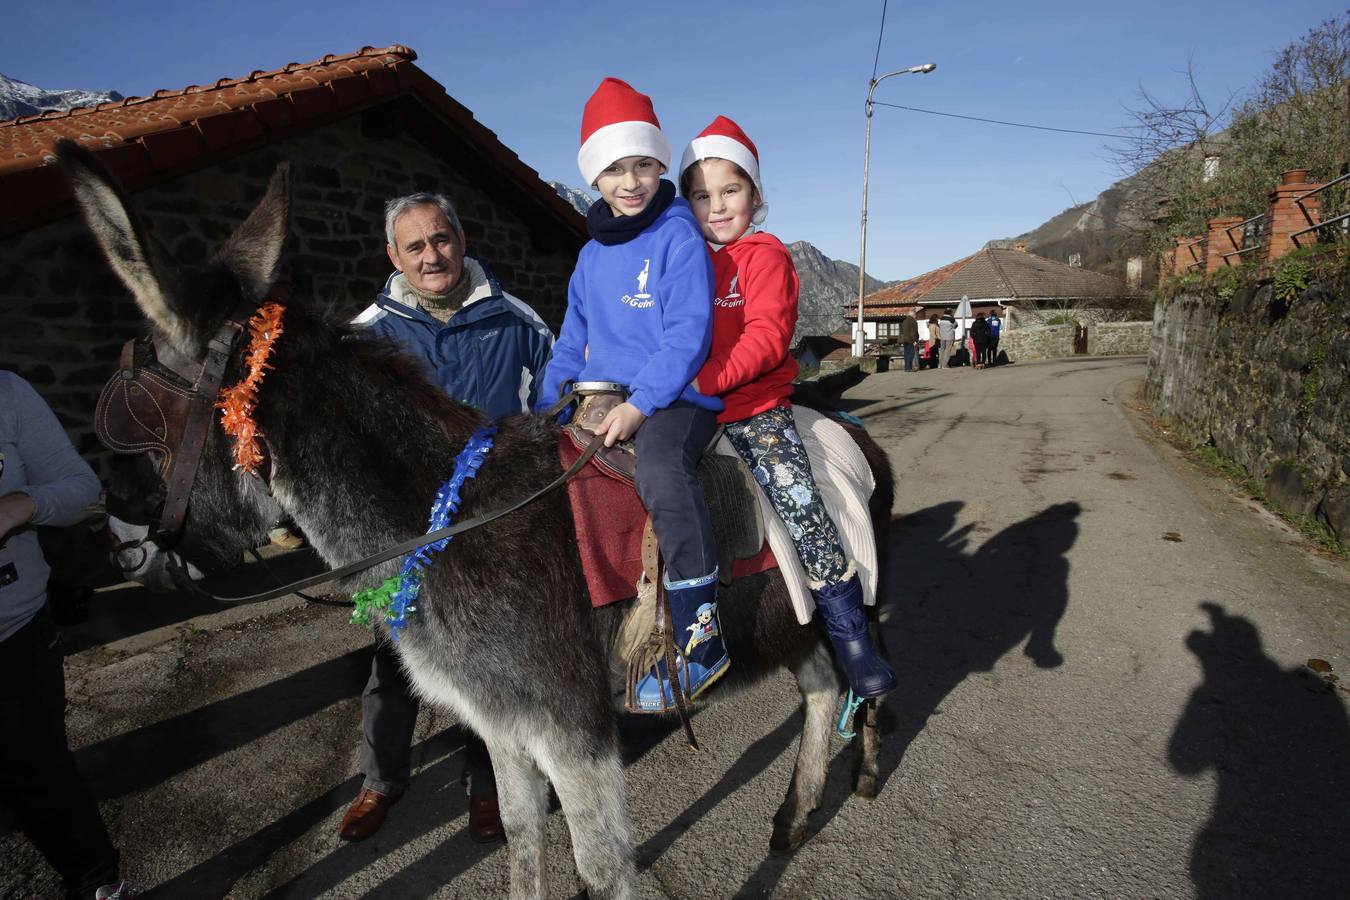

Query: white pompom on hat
[
  {"left": 577, "top": 78, "right": 671, "bottom": 188},
  {"left": 679, "top": 115, "right": 768, "bottom": 225}
]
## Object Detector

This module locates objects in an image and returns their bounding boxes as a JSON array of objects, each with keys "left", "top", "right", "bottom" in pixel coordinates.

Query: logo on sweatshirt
[
  {"left": 715, "top": 273, "right": 744, "bottom": 308},
  {"left": 620, "top": 259, "right": 655, "bottom": 309}
]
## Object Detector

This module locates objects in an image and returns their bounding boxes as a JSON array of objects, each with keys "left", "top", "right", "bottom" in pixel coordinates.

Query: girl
[{"left": 679, "top": 116, "right": 896, "bottom": 698}]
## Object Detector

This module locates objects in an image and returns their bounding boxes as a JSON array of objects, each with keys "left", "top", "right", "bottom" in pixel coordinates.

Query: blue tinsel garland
[{"left": 352, "top": 424, "right": 497, "bottom": 641}]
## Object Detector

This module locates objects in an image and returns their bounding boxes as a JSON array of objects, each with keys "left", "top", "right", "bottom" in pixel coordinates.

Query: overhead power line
[
  {"left": 871, "top": 0, "right": 889, "bottom": 82},
  {"left": 873, "top": 100, "right": 1146, "bottom": 141}
]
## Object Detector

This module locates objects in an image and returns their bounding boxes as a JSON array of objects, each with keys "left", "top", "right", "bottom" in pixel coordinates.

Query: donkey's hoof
[
  {"left": 853, "top": 773, "right": 879, "bottom": 800},
  {"left": 769, "top": 823, "right": 808, "bottom": 856}
]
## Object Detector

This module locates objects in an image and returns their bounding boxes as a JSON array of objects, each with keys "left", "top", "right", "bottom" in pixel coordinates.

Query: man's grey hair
[{"left": 384, "top": 193, "right": 463, "bottom": 247}]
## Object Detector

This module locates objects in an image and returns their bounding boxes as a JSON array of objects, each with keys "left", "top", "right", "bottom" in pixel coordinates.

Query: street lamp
[{"left": 854, "top": 62, "right": 937, "bottom": 357}]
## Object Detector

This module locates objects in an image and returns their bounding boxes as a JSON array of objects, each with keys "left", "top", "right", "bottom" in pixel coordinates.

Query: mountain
[
  {"left": 547, "top": 181, "right": 593, "bottom": 216},
  {"left": 787, "top": 241, "right": 889, "bottom": 341},
  {"left": 0, "top": 74, "right": 122, "bottom": 120},
  {"left": 986, "top": 169, "right": 1158, "bottom": 286}
]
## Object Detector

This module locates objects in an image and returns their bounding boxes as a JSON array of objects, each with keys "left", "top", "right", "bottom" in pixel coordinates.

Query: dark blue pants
[
  {"left": 0, "top": 605, "right": 118, "bottom": 899},
  {"left": 361, "top": 635, "right": 495, "bottom": 797},
  {"left": 902, "top": 342, "right": 916, "bottom": 371},
  {"left": 634, "top": 402, "right": 719, "bottom": 583}
]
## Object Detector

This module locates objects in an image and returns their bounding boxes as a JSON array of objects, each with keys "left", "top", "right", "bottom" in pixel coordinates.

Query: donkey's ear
[
  {"left": 55, "top": 139, "right": 192, "bottom": 350},
  {"left": 215, "top": 162, "right": 290, "bottom": 301}
]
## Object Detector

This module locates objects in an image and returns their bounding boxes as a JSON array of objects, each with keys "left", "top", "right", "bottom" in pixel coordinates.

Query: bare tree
[{"left": 1111, "top": 13, "right": 1350, "bottom": 254}]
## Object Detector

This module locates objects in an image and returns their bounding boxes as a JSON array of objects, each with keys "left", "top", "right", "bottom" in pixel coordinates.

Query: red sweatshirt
[{"left": 696, "top": 232, "right": 800, "bottom": 423}]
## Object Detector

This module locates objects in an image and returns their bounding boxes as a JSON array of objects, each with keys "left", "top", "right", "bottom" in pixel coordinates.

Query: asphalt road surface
[{"left": 5, "top": 355, "right": 1348, "bottom": 898}]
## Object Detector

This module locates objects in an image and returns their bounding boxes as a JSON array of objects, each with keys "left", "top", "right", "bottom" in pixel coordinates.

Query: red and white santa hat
[
  {"left": 679, "top": 115, "right": 768, "bottom": 224},
  {"left": 577, "top": 78, "right": 671, "bottom": 188}
]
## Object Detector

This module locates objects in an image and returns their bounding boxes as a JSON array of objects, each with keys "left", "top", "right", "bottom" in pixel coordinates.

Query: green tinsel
[{"left": 350, "top": 574, "right": 409, "bottom": 628}]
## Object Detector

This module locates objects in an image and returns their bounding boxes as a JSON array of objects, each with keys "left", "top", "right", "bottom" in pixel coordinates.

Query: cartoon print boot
[
  {"left": 812, "top": 574, "right": 897, "bottom": 698},
  {"left": 634, "top": 574, "right": 730, "bottom": 712}
]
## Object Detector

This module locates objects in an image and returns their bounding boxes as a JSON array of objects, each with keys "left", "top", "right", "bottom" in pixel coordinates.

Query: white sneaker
[{"left": 95, "top": 881, "right": 131, "bottom": 899}]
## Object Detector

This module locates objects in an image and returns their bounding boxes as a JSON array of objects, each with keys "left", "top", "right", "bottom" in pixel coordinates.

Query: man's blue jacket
[{"left": 352, "top": 258, "right": 554, "bottom": 419}]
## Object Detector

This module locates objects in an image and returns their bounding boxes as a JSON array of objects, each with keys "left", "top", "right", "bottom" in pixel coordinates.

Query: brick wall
[{"left": 0, "top": 107, "right": 582, "bottom": 471}]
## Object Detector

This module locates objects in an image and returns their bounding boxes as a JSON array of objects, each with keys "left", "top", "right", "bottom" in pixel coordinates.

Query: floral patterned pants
[{"left": 723, "top": 405, "right": 849, "bottom": 587}]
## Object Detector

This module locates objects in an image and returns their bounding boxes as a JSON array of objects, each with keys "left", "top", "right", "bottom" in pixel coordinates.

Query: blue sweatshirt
[{"left": 535, "top": 198, "right": 721, "bottom": 417}]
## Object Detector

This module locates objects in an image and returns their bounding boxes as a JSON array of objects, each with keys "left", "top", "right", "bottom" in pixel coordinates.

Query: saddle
[{"left": 561, "top": 384, "right": 767, "bottom": 592}]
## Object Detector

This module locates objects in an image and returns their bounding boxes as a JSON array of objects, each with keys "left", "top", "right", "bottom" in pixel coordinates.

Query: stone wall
[
  {"left": 0, "top": 105, "right": 582, "bottom": 469},
  {"left": 996, "top": 321, "right": 1151, "bottom": 361},
  {"left": 999, "top": 324, "right": 1075, "bottom": 360},
  {"left": 1087, "top": 322, "right": 1152, "bottom": 356},
  {"left": 1146, "top": 275, "right": 1350, "bottom": 540}
]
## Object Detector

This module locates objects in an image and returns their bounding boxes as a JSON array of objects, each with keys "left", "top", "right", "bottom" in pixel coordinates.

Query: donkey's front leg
[
  {"left": 772, "top": 641, "right": 839, "bottom": 855},
  {"left": 535, "top": 739, "right": 636, "bottom": 900},
  {"left": 487, "top": 739, "right": 550, "bottom": 900}
]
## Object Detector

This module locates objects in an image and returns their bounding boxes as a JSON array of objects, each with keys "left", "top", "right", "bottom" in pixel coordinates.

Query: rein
[{"left": 160, "top": 429, "right": 601, "bottom": 606}]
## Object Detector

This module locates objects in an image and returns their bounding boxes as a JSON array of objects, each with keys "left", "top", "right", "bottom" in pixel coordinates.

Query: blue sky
[{"left": 2, "top": 0, "right": 1341, "bottom": 280}]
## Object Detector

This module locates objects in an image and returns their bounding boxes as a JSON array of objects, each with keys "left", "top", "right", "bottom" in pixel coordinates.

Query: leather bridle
[{"left": 95, "top": 304, "right": 254, "bottom": 540}]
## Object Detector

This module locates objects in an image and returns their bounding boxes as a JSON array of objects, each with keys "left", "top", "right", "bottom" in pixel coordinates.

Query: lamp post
[{"left": 854, "top": 62, "right": 936, "bottom": 357}]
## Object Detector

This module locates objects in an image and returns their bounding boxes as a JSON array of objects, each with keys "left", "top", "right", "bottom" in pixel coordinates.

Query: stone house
[
  {"left": 0, "top": 45, "right": 586, "bottom": 467},
  {"left": 846, "top": 245, "right": 1140, "bottom": 343}
]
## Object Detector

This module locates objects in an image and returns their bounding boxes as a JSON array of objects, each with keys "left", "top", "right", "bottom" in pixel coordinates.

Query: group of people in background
[{"left": 898, "top": 309, "right": 1003, "bottom": 372}]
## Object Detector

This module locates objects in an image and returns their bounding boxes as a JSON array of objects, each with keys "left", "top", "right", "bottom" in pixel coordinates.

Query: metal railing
[
  {"left": 1221, "top": 213, "right": 1266, "bottom": 261},
  {"left": 1292, "top": 171, "right": 1350, "bottom": 246},
  {"left": 1176, "top": 236, "right": 1206, "bottom": 272}
]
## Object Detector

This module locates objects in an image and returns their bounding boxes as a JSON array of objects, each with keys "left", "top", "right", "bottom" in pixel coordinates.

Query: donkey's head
[
  {"left": 56, "top": 139, "right": 290, "bottom": 359},
  {"left": 57, "top": 139, "right": 291, "bottom": 568}
]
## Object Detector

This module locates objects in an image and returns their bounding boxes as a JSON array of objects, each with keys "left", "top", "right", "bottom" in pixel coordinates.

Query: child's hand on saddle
[{"left": 595, "top": 402, "right": 647, "bottom": 447}]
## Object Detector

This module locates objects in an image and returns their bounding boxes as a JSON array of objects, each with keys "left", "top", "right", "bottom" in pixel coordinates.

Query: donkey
[{"left": 58, "top": 142, "right": 893, "bottom": 899}]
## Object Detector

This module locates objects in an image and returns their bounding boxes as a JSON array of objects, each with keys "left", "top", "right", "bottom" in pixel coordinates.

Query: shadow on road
[
  {"left": 79, "top": 646, "right": 370, "bottom": 800},
  {"left": 878, "top": 500, "right": 1079, "bottom": 781},
  {"left": 1168, "top": 602, "right": 1350, "bottom": 897},
  {"left": 63, "top": 549, "right": 332, "bottom": 653},
  {"left": 732, "top": 500, "right": 1080, "bottom": 896},
  {"left": 168, "top": 698, "right": 690, "bottom": 896}
]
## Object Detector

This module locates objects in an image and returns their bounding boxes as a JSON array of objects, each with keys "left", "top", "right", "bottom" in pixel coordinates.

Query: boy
[{"left": 536, "top": 78, "right": 724, "bottom": 710}]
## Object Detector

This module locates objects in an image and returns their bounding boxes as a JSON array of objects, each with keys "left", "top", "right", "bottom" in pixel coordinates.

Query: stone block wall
[
  {"left": 0, "top": 108, "right": 582, "bottom": 469},
  {"left": 999, "top": 324, "right": 1075, "bottom": 360},
  {"left": 1088, "top": 322, "right": 1152, "bottom": 356},
  {"left": 1146, "top": 275, "right": 1350, "bottom": 540}
]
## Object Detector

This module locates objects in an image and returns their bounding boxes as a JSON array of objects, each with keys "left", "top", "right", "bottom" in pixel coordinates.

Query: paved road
[{"left": 5, "top": 355, "right": 1349, "bottom": 898}]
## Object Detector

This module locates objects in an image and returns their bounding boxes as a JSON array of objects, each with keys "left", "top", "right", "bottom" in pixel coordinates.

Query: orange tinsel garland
[{"left": 217, "top": 302, "right": 285, "bottom": 475}]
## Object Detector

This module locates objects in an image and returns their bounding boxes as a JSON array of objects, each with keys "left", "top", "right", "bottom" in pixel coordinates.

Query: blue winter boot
[
  {"left": 813, "top": 575, "right": 896, "bottom": 698},
  {"left": 634, "top": 573, "right": 730, "bottom": 712}
]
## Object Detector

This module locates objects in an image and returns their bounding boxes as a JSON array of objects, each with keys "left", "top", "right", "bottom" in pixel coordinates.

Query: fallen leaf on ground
[{"left": 1163, "top": 532, "right": 1183, "bottom": 542}]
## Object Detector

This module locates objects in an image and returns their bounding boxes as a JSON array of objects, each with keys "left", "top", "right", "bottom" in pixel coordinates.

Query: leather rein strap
[{"left": 179, "top": 432, "right": 603, "bottom": 606}]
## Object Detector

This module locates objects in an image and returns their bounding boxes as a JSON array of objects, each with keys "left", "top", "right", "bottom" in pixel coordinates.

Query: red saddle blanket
[{"left": 559, "top": 435, "right": 777, "bottom": 607}]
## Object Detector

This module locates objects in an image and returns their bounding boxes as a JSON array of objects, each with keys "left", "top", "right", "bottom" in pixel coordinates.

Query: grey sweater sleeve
[{"left": 8, "top": 374, "right": 101, "bottom": 526}]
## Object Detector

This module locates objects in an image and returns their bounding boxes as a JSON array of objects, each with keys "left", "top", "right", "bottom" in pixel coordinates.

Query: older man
[{"left": 342, "top": 192, "right": 554, "bottom": 844}]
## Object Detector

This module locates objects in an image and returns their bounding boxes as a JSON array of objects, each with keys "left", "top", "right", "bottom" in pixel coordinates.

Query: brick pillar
[
  {"left": 1175, "top": 235, "right": 1202, "bottom": 275},
  {"left": 1206, "top": 216, "right": 1244, "bottom": 273},
  {"left": 1265, "top": 169, "right": 1321, "bottom": 263},
  {"left": 1158, "top": 248, "right": 1175, "bottom": 285}
]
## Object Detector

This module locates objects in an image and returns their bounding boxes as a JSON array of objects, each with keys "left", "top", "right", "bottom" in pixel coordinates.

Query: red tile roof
[
  {"left": 0, "top": 45, "right": 585, "bottom": 239},
  {"left": 845, "top": 253, "right": 977, "bottom": 317},
  {"left": 846, "top": 248, "right": 1137, "bottom": 318}
]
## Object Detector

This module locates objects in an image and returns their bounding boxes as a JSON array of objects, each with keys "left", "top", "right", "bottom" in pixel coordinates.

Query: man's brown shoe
[
  {"left": 468, "top": 792, "right": 505, "bottom": 844},
  {"left": 339, "top": 787, "right": 399, "bottom": 841}
]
